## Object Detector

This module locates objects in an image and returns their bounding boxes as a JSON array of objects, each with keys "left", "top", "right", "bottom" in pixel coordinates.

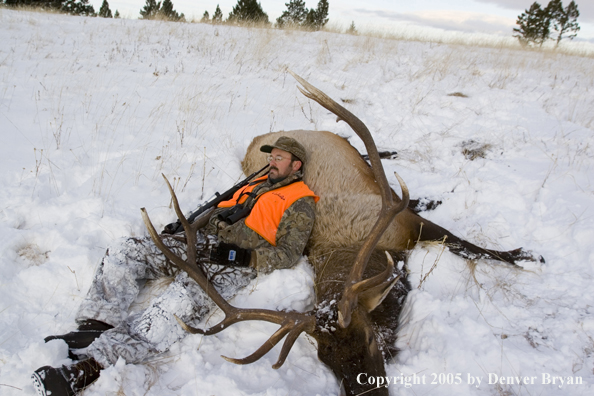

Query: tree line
[
  {"left": 200, "top": 0, "right": 329, "bottom": 30},
  {"left": 513, "top": 0, "right": 580, "bottom": 46},
  {"left": 2, "top": 0, "right": 330, "bottom": 29},
  {"left": 8, "top": 0, "right": 581, "bottom": 45},
  {"left": 1, "top": 0, "right": 183, "bottom": 20},
  {"left": 3, "top": 0, "right": 100, "bottom": 16}
]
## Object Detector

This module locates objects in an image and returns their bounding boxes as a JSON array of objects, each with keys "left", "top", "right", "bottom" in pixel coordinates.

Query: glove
[
  {"left": 161, "top": 221, "right": 181, "bottom": 235},
  {"left": 209, "top": 242, "right": 252, "bottom": 267}
]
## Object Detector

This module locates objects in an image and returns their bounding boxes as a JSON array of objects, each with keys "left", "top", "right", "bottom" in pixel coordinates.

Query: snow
[{"left": 1, "top": 8, "right": 594, "bottom": 396}]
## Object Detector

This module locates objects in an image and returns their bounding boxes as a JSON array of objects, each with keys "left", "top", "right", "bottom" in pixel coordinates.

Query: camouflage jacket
[{"left": 204, "top": 171, "right": 316, "bottom": 274}]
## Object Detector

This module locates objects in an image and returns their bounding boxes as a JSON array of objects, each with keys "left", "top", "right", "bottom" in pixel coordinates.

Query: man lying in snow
[{"left": 31, "top": 137, "right": 318, "bottom": 396}]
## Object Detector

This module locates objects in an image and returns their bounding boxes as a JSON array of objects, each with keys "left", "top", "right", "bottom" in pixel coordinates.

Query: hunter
[{"left": 32, "top": 137, "right": 318, "bottom": 396}]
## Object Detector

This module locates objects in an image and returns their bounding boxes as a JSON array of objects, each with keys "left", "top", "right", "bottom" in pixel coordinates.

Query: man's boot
[
  {"left": 31, "top": 357, "right": 103, "bottom": 396},
  {"left": 44, "top": 319, "right": 113, "bottom": 349}
]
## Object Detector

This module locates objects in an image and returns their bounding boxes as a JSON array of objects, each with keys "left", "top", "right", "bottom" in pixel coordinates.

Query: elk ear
[{"left": 358, "top": 276, "right": 400, "bottom": 313}]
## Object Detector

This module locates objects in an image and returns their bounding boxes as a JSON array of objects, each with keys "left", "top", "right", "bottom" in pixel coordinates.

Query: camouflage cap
[{"left": 260, "top": 136, "right": 307, "bottom": 164}]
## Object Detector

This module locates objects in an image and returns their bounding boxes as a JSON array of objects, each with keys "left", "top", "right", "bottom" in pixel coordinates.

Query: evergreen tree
[
  {"left": 513, "top": 2, "right": 551, "bottom": 46},
  {"left": 6, "top": 0, "right": 95, "bottom": 15},
  {"left": 276, "top": 0, "right": 307, "bottom": 28},
  {"left": 212, "top": 4, "right": 223, "bottom": 23},
  {"left": 114, "top": 9, "right": 120, "bottom": 18},
  {"left": 304, "top": 0, "right": 329, "bottom": 30},
  {"left": 5, "top": 0, "right": 62, "bottom": 10},
  {"left": 98, "top": 0, "right": 112, "bottom": 18},
  {"left": 513, "top": 1, "right": 580, "bottom": 47},
  {"left": 547, "top": 0, "right": 580, "bottom": 46},
  {"left": 159, "top": 0, "right": 184, "bottom": 21},
  {"left": 346, "top": 21, "right": 357, "bottom": 35},
  {"left": 140, "top": 0, "right": 161, "bottom": 20},
  {"left": 61, "top": 0, "right": 95, "bottom": 16},
  {"left": 227, "top": 0, "right": 269, "bottom": 24},
  {"left": 201, "top": 10, "right": 210, "bottom": 22}
]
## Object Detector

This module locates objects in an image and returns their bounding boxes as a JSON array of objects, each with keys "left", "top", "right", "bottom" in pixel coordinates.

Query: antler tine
[
  {"left": 351, "top": 250, "right": 396, "bottom": 294},
  {"left": 141, "top": 174, "right": 231, "bottom": 311},
  {"left": 221, "top": 325, "right": 292, "bottom": 365},
  {"left": 161, "top": 173, "right": 210, "bottom": 267},
  {"left": 221, "top": 318, "right": 310, "bottom": 369},
  {"left": 288, "top": 70, "right": 391, "bottom": 202},
  {"left": 272, "top": 320, "right": 312, "bottom": 369},
  {"left": 289, "top": 70, "right": 410, "bottom": 328},
  {"left": 141, "top": 174, "right": 316, "bottom": 369}
]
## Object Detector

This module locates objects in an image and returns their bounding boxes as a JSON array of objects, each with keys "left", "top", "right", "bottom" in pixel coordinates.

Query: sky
[{"left": 92, "top": 0, "right": 594, "bottom": 42}]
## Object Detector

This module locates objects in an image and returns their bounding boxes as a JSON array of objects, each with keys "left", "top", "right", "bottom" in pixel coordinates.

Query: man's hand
[{"left": 209, "top": 242, "right": 252, "bottom": 267}]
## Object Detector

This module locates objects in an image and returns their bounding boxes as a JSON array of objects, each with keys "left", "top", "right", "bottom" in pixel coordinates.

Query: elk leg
[{"left": 413, "top": 217, "right": 544, "bottom": 266}]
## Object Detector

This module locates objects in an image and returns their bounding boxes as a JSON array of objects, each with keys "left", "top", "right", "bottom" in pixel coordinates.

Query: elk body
[
  {"left": 142, "top": 72, "right": 540, "bottom": 396},
  {"left": 243, "top": 130, "right": 540, "bottom": 266}
]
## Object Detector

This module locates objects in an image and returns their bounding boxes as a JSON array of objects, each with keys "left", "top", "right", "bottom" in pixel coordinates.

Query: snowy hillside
[{"left": 1, "top": 8, "right": 594, "bottom": 396}]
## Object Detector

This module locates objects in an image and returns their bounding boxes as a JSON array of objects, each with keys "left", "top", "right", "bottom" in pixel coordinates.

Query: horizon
[{"left": 87, "top": 0, "right": 594, "bottom": 43}]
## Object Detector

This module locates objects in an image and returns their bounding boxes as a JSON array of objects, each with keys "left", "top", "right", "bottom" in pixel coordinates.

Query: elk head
[
  {"left": 141, "top": 71, "right": 410, "bottom": 395},
  {"left": 310, "top": 247, "right": 410, "bottom": 395}
]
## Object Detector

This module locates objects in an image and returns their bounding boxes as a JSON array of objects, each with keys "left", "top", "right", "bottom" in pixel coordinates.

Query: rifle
[{"left": 162, "top": 164, "right": 269, "bottom": 234}]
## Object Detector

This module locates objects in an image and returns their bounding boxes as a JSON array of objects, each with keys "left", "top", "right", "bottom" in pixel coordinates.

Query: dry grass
[
  {"left": 5, "top": 4, "right": 593, "bottom": 59},
  {"left": 17, "top": 243, "right": 50, "bottom": 266},
  {"left": 460, "top": 140, "right": 493, "bottom": 161}
]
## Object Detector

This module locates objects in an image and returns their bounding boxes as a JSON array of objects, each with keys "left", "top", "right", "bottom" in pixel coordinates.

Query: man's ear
[{"left": 292, "top": 160, "right": 302, "bottom": 172}]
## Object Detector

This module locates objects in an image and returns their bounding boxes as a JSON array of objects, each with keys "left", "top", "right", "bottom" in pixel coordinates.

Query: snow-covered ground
[{"left": 1, "top": 9, "right": 594, "bottom": 396}]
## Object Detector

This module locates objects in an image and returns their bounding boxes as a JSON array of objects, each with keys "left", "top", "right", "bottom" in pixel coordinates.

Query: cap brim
[{"left": 260, "top": 144, "right": 274, "bottom": 153}]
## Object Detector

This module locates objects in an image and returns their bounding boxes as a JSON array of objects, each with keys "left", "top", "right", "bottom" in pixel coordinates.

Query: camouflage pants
[{"left": 76, "top": 234, "right": 255, "bottom": 368}]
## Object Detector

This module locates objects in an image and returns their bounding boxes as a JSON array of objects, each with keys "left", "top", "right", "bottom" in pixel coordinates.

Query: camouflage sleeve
[
  {"left": 251, "top": 196, "right": 316, "bottom": 274},
  {"left": 203, "top": 207, "right": 228, "bottom": 235}
]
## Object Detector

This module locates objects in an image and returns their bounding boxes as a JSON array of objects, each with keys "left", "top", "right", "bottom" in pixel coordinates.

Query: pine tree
[
  {"left": 61, "top": 0, "right": 95, "bottom": 16},
  {"left": 304, "top": 0, "right": 329, "bottom": 31},
  {"left": 98, "top": 0, "right": 112, "bottom": 18},
  {"left": 140, "top": 0, "right": 161, "bottom": 20},
  {"left": 201, "top": 10, "right": 210, "bottom": 22},
  {"left": 5, "top": 0, "right": 63, "bottom": 10},
  {"left": 159, "top": 0, "right": 184, "bottom": 21},
  {"left": 114, "top": 9, "right": 120, "bottom": 18},
  {"left": 346, "top": 21, "right": 357, "bottom": 35},
  {"left": 212, "top": 4, "right": 223, "bottom": 23},
  {"left": 276, "top": 0, "right": 307, "bottom": 28},
  {"left": 227, "top": 0, "right": 269, "bottom": 24},
  {"left": 547, "top": 0, "right": 580, "bottom": 46},
  {"left": 513, "top": 2, "right": 551, "bottom": 46}
]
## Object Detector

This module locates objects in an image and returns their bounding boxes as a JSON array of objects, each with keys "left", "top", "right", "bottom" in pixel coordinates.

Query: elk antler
[
  {"left": 141, "top": 174, "right": 315, "bottom": 369},
  {"left": 289, "top": 70, "right": 410, "bottom": 328}
]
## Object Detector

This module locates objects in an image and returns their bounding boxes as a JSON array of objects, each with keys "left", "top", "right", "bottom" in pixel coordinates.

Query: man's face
[{"left": 268, "top": 148, "right": 301, "bottom": 181}]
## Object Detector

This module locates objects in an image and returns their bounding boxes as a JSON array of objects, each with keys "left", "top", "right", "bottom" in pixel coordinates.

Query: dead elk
[
  {"left": 142, "top": 72, "right": 541, "bottom": 396},
  {"left": 243, "top": 139, "right": 543, "bottom": 267}
]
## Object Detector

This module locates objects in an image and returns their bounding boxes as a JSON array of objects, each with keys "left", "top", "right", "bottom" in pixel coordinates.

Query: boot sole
[{"left": 31, "top": 371, "right": 48, "bottom": 396}]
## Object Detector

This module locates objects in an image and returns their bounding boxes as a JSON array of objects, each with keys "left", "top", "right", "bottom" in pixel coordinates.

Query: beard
[
  {"left": 268, "top": 175, "right": 287, "bottom": 185},
  {"left": 268, "top": 165, "right": 288, "bottom": 185}
]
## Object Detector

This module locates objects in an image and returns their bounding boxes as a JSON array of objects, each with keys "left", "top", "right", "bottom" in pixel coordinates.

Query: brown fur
[
  {"left": 243, "top": 130, "right": 540, "bottom": 268},
  {"left": 307, "top": 247, "right": 409, "bottom": 396},
  {"left": 243, "top": 130, "right": 419, "bottom": 258}
]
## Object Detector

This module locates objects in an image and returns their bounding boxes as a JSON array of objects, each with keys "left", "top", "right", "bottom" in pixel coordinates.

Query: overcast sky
[{"left": 92, "top": 0, "right": 594, "bottom": 42}]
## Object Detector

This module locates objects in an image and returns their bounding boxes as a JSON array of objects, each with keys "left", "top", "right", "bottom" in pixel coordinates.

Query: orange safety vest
[{"left": 218, "top": 176, "right": 319, "bottom": 246}]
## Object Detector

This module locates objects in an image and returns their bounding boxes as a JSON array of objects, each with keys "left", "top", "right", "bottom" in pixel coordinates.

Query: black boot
[
  {"left": 31, "top": 357, "right": 103, "bottom": 396},
  {"left": 44, "top": 319, "right": 114, "bottom": 349}
]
